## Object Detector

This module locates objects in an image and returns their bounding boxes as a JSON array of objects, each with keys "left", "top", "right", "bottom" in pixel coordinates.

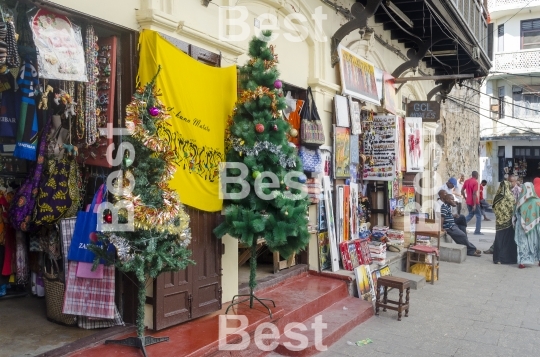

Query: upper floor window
[
  {"left": 498, "top": 24, "right": 504, "bottom": 52},
  {"left": 521, "top": 19, "right": 540, "bottom": 50},
  {"left": 498, "top": 86, "right": 505, "bottom": 119},
  {"left": 512, "top": 85, "right": 540, "bottom": 117}
]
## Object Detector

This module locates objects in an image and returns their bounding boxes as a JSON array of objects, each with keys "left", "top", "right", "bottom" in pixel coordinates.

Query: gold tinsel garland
[
  {"left": 120, "top": 85, "right": 190, "bottom": 239},
  {"left": 236, "top": 86, "right": 281, "bottom": 118}
]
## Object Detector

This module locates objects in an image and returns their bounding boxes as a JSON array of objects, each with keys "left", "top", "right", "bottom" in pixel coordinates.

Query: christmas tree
[
  {"left": 214, "top": 31, "right": 310, "bottom": 312},
  {"left": 91, "top": 69, "right": 192, "bottom": 341}
]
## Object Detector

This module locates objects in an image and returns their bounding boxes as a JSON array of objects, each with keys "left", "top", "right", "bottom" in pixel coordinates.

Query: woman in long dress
[
  {"left": 492, "top": 179, "right": 518, "bottom": 264},
  {"left": 514, "top": 182, "right": 540, "bottom": 269}
]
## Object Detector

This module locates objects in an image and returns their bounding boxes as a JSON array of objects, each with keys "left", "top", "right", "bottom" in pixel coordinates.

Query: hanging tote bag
[
  {"left": 67, "top": 184, "right": 114, "bottom": 263},
  {"left": 300, "top": 87, "right": 325, "bottom": 147},
  {"left": 9, "top": 117, "right": 52, "bottom": 232},
  {"left": 33, "top": 154, "right": 81, "bottom": 227}
]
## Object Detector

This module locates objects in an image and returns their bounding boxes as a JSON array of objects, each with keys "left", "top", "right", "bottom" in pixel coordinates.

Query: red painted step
[{"left": 274, "top": 297, "right": 374, "bottom": 357}]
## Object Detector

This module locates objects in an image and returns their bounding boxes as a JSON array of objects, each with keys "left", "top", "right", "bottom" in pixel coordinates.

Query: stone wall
[{"left": 436, "top": 80, "right": 481, "bottom": 182}]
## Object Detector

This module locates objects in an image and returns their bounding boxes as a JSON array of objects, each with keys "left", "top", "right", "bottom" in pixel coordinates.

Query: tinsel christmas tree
[
  {"left": 91, "top": 69, "right": 192, "bottom": 341},
  {"left": 214, "top": 32, "right": 310, "bottom": 312}
]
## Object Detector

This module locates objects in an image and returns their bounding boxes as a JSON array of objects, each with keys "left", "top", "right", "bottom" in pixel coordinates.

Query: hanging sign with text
[{"left": 406, "top": 101, "right": 440, "bottom": 122}]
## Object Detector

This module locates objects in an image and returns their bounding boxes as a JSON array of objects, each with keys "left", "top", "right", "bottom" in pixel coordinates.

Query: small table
[{"left": 375, "top": 276, "right": 411, "bottom": 321}]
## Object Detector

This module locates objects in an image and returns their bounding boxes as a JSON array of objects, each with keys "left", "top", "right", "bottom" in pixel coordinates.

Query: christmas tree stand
[
  {"left": 105, "top": 336, "right": 169, "bottom": 357},
  {"left": 225, "top": 238, "right": 276, "bottom": 318}
]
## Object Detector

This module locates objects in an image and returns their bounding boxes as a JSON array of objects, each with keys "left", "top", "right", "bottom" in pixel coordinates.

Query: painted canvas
[
  {"left": 335, "top": 94, "right": 350, "bottom": 127},
  {"left": 323, "top": 176, "right": 339, "bottom": 272},
  {"left": 398, "top": 116, "right": 406, "bottom": 172},
  {"left": 334, "top": 126, "right": 351, "bottom": 179},
  {"left": 350, "top": 183, "right": 359, "bottom": 240},
  {"left": 354, "top": 265, "right": 374, "bottom": 301},
  {"left": 318, "top": 198, "right": 327, "bottom": 231},
  {"left": 349, "top": 98, "right": 362, "bottom": 135},
  {"left": 338, "top": 45, "right": 380, "bottom": 105},
  {"left": 405, "top": 117, "right": 424, "bottom": 172},
  {"left": 318, "top": 232, "right": 331, "bottom": 271},
  {"left": 383, "top": 71, "right": 397, "bottom": 115}
]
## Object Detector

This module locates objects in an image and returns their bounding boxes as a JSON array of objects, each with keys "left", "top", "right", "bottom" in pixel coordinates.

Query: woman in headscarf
[
  {"left": 514, "top": 182, "right": 540, "bottom": 269},
  {"left": 492, "top": 179, "right": 518, "bottom": 264}
]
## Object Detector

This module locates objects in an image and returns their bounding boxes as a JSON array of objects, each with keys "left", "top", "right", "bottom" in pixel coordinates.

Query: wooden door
[{"left": 152, "top": 35, "right": 222, "bottom": 330}]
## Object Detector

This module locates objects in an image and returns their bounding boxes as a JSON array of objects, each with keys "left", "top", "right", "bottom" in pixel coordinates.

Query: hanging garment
[
  {"left": 62, "top": 260, "right": 116, "bottom": 319},
  {"left": 0, "top": 76, "right": 18, "bottom": 137},
  {"left": 1, "top": 192, "right": 15, "bottom": 276},
  {"left": 15, "top": 230, "right": 28, "bottom": 284},
  {"left": 13, "top": 60, "right": 39, "bottom": 161}
]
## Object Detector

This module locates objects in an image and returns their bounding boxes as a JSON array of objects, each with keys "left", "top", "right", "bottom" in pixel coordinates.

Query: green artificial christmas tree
[
  {"left": 91, "top": 69, "right": 193, "bottom": 355},
  {"left": 214, "top": 31, "right": 310, "bottom": 315}
]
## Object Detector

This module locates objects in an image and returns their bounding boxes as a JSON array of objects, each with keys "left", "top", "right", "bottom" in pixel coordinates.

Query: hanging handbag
[
  {"left": 43, "top": 258, "right": 77, "bottom": 326},
  {"left": 9, "top": 117, "right": 52, "bottom": 232},
  {"left": 67, "top": 184, "right": 114, "bottom": 263},
  {"left": 299, "top": 146, "right": 322, "bottom": 173},
  {"left": 300, "top": 87, "right": 325, "bottom": 147},
  {"left": 32, "top": 154, "right": 81, "bottom": 227}
]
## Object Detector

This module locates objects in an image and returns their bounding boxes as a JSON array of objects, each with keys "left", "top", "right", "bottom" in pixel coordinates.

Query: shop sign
[{"left": 406, "top": 101, "right": 440, "bottom": 122}]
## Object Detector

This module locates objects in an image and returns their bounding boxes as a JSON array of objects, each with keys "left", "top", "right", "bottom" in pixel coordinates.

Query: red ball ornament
[
  {"left": 273, "top": 124, "right": 278, "bottom": 131},
  {"left": 148, "top": 107, "right": 160, "bottom": 117},
  {"left": 274, "top": 80, "right": 282, "bottom": 89},
  {"left": 255, "top": 123, "right": 265, "bottom": 133},
  {"left": 105, "top": 213, "right": 113, "bottom": 224},
  {"left": 285, "top": 186, "right": 289, "bottom": 190}
]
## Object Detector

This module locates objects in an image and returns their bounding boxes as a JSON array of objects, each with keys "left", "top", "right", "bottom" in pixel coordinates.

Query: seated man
[{"left": 438, "top": 190, "right": 481, "bottom": 257}]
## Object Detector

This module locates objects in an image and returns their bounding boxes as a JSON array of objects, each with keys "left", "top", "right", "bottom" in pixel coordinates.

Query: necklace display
[{"left": 85, "top": 25, "right": 99, "bottom": 146}]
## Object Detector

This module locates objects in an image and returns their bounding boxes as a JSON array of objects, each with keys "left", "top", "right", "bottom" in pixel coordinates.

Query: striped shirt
[{"left": 441, "top": 203, "right": 455, "bottom": 229}]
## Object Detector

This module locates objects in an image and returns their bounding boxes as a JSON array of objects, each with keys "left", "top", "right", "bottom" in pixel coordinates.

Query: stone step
[
  {"left": 392, "top": 271, "right": 426, "bottom": 290},
  {"left": 439, "top": 242, "right": 467, "bottom": 263},
  {"left": 274, "top": 297, "right": 374, "bottom": 357}
]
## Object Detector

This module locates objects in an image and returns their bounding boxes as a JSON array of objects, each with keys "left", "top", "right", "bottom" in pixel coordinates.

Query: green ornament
[
  {"left": 252, "top": 171, "right": 261, "bottom": 179},
  {"left": 124, "top": 157, "right": 134, "bottom": 167}
]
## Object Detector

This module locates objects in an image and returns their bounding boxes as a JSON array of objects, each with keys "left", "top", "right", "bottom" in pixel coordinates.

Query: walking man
[{"left": 462, "top": 171, "right": 483, "bottom": 235}]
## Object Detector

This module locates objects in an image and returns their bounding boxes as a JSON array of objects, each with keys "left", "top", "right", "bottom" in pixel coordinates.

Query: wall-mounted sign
[{"left": 406, "top": 101, "right": 440, "bottom": 122}]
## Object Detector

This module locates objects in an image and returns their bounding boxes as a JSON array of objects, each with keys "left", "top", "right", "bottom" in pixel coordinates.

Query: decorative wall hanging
[
  {"left": 323, "top": 176, "right": 339, "bottom": 272},
  {"left": 334, "top": 94, "right": 350, "bottom": 127},
  {"left": 361, "top": 115, "right": 397, "bottom": 181},
  {"left": 405, "top": 117, "right": 424, "bottom": 172},
  {"left": 337, "top": 45, "right": 380, "bottom": 105},
  {"left": 138, "top": 29, "right": 237, "bottom": 212},
  {"left": 398, "top": 116, "right": 406, "bottom": 172},
  {"left": 30, "top": 9, "right": 87, "bottom": 82},
  {"left": 333, "top": 125, "right": 351, "bottom": 179}
]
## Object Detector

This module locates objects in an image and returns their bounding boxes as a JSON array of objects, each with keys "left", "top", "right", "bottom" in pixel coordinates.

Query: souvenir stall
[{"left": 0, "top": 0, "right": 137, "bottom": 333}]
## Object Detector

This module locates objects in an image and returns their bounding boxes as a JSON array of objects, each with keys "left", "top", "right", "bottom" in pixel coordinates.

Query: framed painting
[
  {"left": 318, "top": 232, "right": 331, "bottom": 271},
  {"left": 405, "top": 117, "right": 424, "bottom": 172},
  {"left": 333, "top": 126, "right": 351, "bottom": 179},
  {"left": 349, "top": 98, "right": 362, "bottom": 135},
  {"left": 323, "top": 176, "right": 339, "bottom": 272},
  {"left": 337, "top": 45, "right": 380, "bottom": 105},
  {"left": 334, "top": 94, "right": 350, "bottom": 127}
]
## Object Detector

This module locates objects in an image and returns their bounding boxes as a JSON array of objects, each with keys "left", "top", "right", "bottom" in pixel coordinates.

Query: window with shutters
[
  {"left": 498, "top": 24, "right": 504, "bottom": 52},
  {"left": 521, "top": 19, "right": 540, "bottom": 50},
  {"left": 512, "top": 85, "right": 540, "bottom": 118}
]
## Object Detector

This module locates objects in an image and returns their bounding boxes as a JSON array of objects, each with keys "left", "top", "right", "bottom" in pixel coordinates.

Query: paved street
[{"left": 313, "top": 213, "right": 540, "bottom": 357}]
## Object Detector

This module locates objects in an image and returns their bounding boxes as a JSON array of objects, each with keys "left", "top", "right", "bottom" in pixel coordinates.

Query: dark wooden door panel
[{"left": 153, "top": 266, "right": 192, "bottom": 330}]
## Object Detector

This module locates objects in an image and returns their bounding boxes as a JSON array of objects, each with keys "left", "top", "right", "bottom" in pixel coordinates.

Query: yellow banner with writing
[{"left": 138, "top": 30, "right": 237, "bottom": 212}]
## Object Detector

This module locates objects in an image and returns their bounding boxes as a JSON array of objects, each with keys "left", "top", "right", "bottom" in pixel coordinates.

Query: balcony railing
[
  {"left": 492, "top": 49, "right": 540, "bottom": 73},
  {"left": 447, "top": 0, "right": 489, "bottom": 56},
  {"left": 487, "top": 0, "right": 540, "bottom": 13}
]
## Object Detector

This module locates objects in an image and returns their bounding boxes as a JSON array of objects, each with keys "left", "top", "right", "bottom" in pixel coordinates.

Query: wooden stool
[{"left": 375, "top": 276, "right": 411, "bottom": 321}]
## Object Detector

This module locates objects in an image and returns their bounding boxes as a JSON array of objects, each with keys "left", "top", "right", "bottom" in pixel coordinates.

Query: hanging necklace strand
[{"left": 85, "top": 25, "right": 99, "bottom": 146}]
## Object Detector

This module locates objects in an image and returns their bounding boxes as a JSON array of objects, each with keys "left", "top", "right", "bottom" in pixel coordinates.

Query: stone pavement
[{"left": 309, "top": 212, "right": 540, "bottom": 357}]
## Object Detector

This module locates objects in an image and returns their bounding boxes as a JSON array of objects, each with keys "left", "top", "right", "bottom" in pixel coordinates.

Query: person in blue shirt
[{"left": 438, "top": 190, "right": 481, "bottom": 257}]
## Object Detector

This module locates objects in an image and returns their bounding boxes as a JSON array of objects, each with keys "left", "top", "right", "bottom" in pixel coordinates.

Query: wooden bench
[{"left": 375, "top": 276, "right": 411, "bottom": 321}]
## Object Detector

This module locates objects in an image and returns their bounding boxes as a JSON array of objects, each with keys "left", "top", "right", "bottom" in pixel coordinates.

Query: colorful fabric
[
  {"left": 516, "top": 182, "right": 540, "bottom": 234},
  {"left": 13, "top": 60, "right": 39, "bottom": 161},
  {"left": 9, "top": 118, "right": 51, "bottom": 232},
  {"left": 463, "top": 178, "right": 479, "bottom": 205},
  {"left": 62, "top": 260, "right": 116, "bottom": 319},
  {"left": 493, "top": 180, "right": 515, "bottom": 231},
  {"left": 137, "top": 29, "right": 237, "bottom": 212},
  {"left": 0, "top": 78, "right": 18, "bottom": 137}
]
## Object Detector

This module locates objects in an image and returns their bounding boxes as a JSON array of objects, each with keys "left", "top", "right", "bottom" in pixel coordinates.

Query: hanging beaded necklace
[
  {"left": 84, "top": 25, "right": 99, "bottom": 146},
  {"left": 76, "top": 82, "right": 85, "bottom": 140}
]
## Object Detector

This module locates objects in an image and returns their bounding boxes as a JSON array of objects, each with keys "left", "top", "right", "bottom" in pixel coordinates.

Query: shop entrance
[{"left": 511, "top": 147, "right": 540, "bottom": 183}]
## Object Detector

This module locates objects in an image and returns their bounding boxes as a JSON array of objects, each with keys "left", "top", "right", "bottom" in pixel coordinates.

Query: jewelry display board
[
  {"left": 80, "top": 36, "right": 117, "bottom": 167},
  {"left": 361, "top": 114, "right": 397, "bottom": 181}
]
